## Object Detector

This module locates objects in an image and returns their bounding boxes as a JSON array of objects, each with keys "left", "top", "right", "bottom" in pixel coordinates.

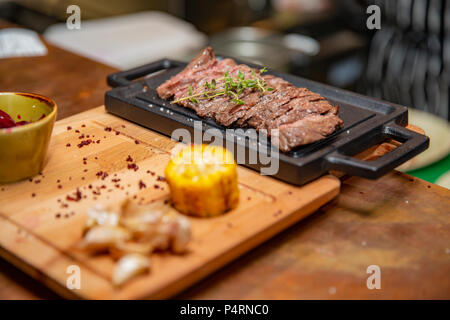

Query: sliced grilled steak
[
  {"left": 157, "top": 47, "right": 343, "bottom": 152},
  {"left": 272, "top": 107, "right": 342, "bottom": 152}
]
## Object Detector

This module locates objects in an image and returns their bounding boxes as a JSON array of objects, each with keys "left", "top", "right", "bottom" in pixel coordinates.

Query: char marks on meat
[{"left": 157, "top": 47, "right": 343, "bottom": 152}]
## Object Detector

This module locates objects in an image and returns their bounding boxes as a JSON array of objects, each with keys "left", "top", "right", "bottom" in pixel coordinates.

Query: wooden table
[{"left": 0, "top": 21, "right": 449, "bottom": 300}]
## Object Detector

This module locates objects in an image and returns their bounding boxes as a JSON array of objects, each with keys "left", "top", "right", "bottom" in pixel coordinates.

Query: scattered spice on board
[
  {"left": 66, "top": 188, "right": 82, "bottom": 202},
  {"left": 127, "top": 163, "right": 139, "bottom": 171},
  {"left": 77, "top": 139, "right": 93, "bottom": 148}
]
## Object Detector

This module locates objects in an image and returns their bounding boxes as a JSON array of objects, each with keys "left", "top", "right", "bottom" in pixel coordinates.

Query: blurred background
[{"left": 0, "top": 0, "right": 449, "bottom": 186}]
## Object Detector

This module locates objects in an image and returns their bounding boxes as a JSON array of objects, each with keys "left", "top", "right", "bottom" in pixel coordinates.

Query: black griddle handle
[
  {"left": 324, "top": 122, "right": 429, "bottom": 179},
  {"left": 107, "top": 59, "right": 180, "bottom": 88}
]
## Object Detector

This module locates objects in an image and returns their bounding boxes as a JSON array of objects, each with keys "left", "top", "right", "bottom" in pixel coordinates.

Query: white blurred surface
[
  {"left": 44, "top": 11, "right": 207, "bottom": 69},
  {"left": 0, "top": 28, "right": 47, "bottom": 59}
]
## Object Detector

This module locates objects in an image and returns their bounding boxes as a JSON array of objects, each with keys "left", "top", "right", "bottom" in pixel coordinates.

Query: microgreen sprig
[{"left": 171, "top": 67, "right": 274, "bottom": 105}]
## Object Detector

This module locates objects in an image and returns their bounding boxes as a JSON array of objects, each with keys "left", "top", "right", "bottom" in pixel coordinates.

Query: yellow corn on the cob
[{"left": 165, "top": 144, "right": 239, "bottom": 217}]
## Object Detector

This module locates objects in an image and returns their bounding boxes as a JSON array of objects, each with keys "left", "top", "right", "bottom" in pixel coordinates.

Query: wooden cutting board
[{"left": 0, "top": 106, "right": 340, "bottom": 299}]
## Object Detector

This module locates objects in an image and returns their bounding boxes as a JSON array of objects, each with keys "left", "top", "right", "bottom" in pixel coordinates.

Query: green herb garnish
[{"left": 171, "top": 67, "right": 273, "bottom": 105}]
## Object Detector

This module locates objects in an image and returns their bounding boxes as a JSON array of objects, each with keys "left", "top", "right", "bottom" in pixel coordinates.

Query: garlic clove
[
  {"left": 171, "top": 215, "right": 191, "bottom": 253},
  {"left": 81, "top": 226, "right": 131, "bottom": 253},
  {"left": 113, "top": 253, "right": 151, "bottom": 287}
]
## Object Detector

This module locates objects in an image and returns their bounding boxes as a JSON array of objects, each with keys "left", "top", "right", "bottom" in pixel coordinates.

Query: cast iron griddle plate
[{"left": 105, "top": 58, "right": 429, "bottom": 185}]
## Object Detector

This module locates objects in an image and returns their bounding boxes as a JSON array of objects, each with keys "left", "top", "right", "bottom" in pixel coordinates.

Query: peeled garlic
[
  {"left": 113, "top": 254, "right": 150, "bottom": 287},
  {"left": 81, "top": 226, "right": 131, "bottom": 252},
  {"left": 85, "top": 204, "right": 120, "bottom": 230},
  {"left": 162, "top": 214, "right": 191, "bottom": 253}
]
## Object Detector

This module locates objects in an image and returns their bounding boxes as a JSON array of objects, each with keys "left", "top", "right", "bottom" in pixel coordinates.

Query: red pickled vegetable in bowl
[{"left": 0, "top": 109, "right": 44, "bottom": 128}]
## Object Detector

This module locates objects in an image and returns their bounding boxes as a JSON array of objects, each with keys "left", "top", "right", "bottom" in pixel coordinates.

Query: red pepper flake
[
  {"left": 55, "top": 213, "right": 61, "bottom": 219},
  {"left": 57, "top": 179, "right": 60, "bottom": 183},
  {"left": 100, "top": 185, "right": 107, "bottom": 189},
  {"left": 77, "top": 139, "right": 93, "bottom": 148},
  {"left": 67, "top": 126, "right": 72, "bottom": 131},
  {"left": 61, "top": 203, "right": 69, "bottom": 208},
  {"left": 78, "top": 134, "right": 85, "bottom": 139},
  {"left": 66, "top": 143, "right": 71, "bottom": 147},
  {"left": 86, "top": 135, "right": 90, "bottom": 138},
  {"left": 164, "top": 199, "right": 169, "bottom": 205},
  {"left": 126, "top": 155, "right": 133, "bottom": 162},
  {"left": 154, "top": 184, "right": 160, "bottom": 189},
  {"left": 88, "top": 184, "right": 92, "bottom": 189},
  {"left": 133, "top": 195, "right": 137, "bottom": 199},
  {"left": 115, "top": 131, "right": 120, "bottom": 135},
  {"left": 31, "top": 193, "right": 36, "bottom": 197},
  {"left": 81, "top": 177, "right": 85, "bottom": 180},
  {"left": 29, "top": 178, "right": 33, "bottom": 182},
  {"left": 111, "top": 178, "right": 121, "bottom": 183},
  {"left": 81, "top": 124, "right": 86, "bottom": 128},
  {"left": 83, "top": 169, "right": 88, "bottom": 172},
  {"left": 58, "top": 184, "right": 62, "bottom": 189},
  {"left": 121, "top": 125, "right": 126, "bottom": 128},
  {"left": 17, "top": 114, "right": 21, "bottom": 119},
  {"left": 114, "top": 184, "right": 120, "bottom": 188},
  {"left": 96, "top": 171, "right": 108, "bottom": 180},
  {"left": 157, "top": 176, "right": 166, "bottom": 182},
  {"left": 96, "top": 140, "right": 101, "bottom": 144},
  {"left": 104, "top": 127, "right": 112, "bottom": 132},
  {"left": 66, "top": 188, "right": 82, "bottom": 202},
  {"left": 135, "top": 140, "right": 140, "bottom": 144},
  {"left": 138, "top": 180, "right": 146, "bottom": 189},
  {"left": 127, "top": 163, "right": 139, "bottom": 171}
]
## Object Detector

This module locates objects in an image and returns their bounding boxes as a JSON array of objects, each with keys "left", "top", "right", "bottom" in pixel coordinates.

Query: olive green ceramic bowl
[{"left": 0, "top": 93, "right": 57, "bottom": 183}]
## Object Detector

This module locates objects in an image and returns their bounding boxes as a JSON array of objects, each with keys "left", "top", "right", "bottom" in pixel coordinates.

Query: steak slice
[
  {"left": 271, "top": 107, "right": 343, "bottom": 152},
  {"left": 156, "top": 47, "right": 344, "bottom": 152}
]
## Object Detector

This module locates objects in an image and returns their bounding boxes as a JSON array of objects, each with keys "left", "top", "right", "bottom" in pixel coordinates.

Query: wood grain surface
[
  {"left": 0, "top": 107, "right": 340, "bottom": 299},
  {"left": 0, "top": 20, "right": 449, "bottom": 300}
]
